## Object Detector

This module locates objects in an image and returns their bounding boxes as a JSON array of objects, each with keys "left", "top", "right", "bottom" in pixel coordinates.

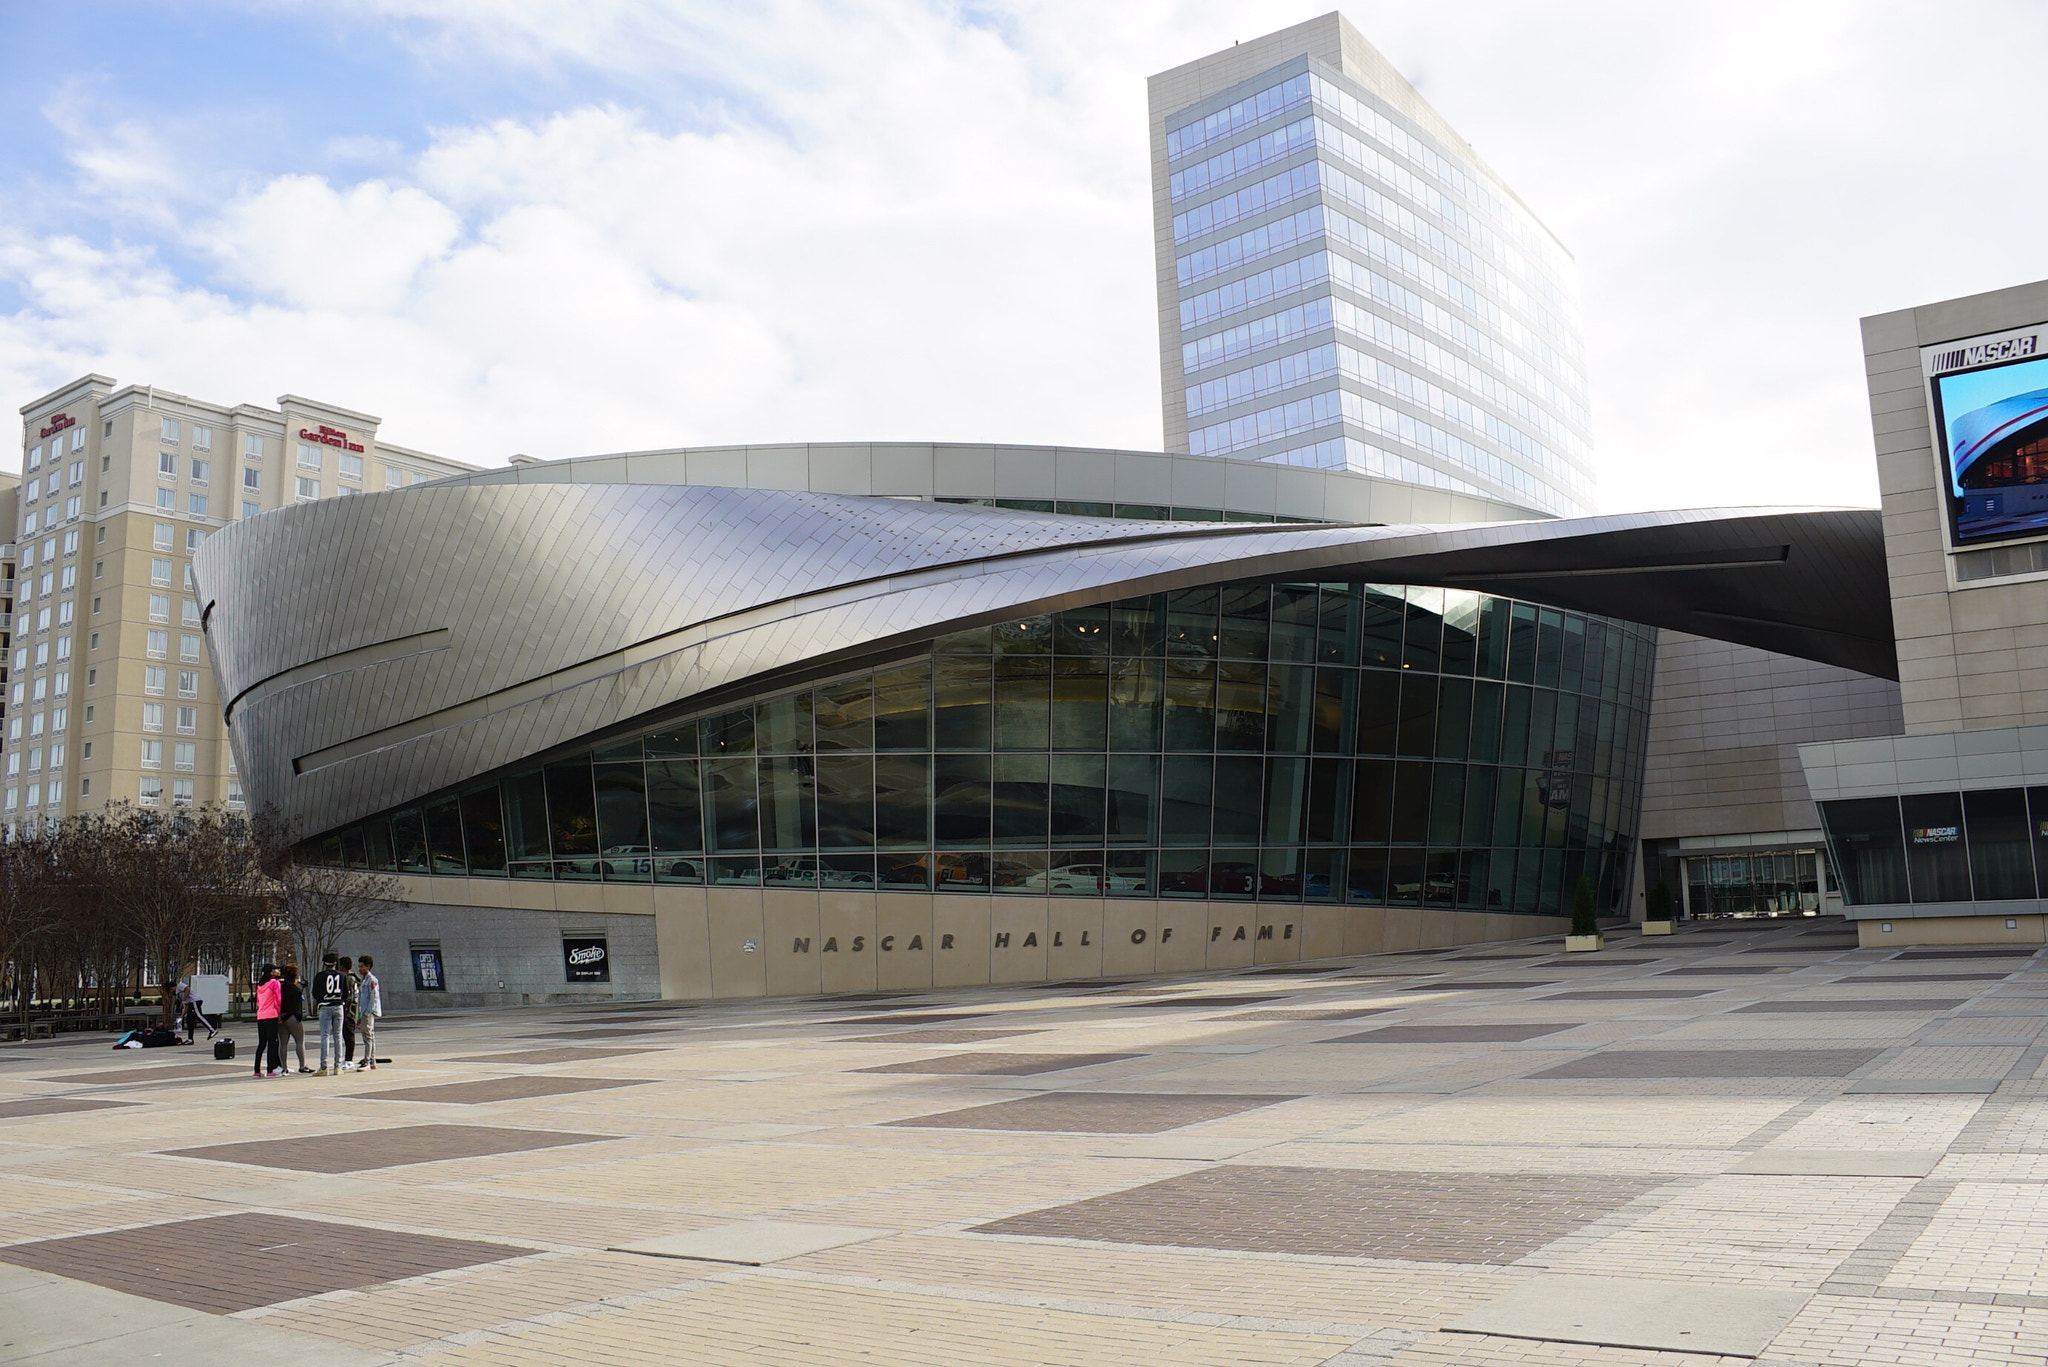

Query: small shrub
[{"left": 1569, "top": 875, "right": 1598, "bottom": 937}]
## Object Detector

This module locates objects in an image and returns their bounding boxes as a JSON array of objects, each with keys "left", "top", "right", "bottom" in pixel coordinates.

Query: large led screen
[{"left": 1931, "top": 350, "right": 2048, "bottom": 544}]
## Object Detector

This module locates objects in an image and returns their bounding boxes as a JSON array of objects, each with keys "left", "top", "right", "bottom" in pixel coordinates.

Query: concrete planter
[
  {"left": 1641, "top": 920, "right": 1675, "bottom": 936},
  {"left": 1564, "top": 933, "right": 1605, "bottom": 952}
]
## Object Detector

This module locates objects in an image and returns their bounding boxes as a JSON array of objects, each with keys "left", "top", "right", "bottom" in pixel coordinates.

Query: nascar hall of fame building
[{"left": 174, "top": 14, "right": 2048, "bottom": 1007}]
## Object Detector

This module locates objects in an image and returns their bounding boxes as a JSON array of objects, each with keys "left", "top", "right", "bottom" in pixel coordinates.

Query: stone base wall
[
  {"left": 377, "top": 877, "right": 1563, "bottom": 1005},
  {"left": 1856, "top": 911, "right": 2048, "bottom": 948}
]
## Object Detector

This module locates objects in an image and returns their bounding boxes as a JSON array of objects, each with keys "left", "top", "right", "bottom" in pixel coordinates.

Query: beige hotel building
[{"left": 9, "top": 376, "right": 471, "bottom": 827}]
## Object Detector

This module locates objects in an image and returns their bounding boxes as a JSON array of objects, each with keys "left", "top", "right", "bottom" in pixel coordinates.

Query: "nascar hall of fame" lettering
[
  {"left": 785, "top": 922, "right": 1295, "bottom": 952},
  {"left": 1930, "top": 333, "right": 2039, "bottom": 374}
]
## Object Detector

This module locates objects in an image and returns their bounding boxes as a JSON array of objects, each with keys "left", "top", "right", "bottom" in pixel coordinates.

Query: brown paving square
[
  {"left": 821, "top": 1012, "right": 990, "bottom": 1025},
  {"left": 1734, "top": 998, "right": 1967, "bottom": 1013},
  {"left": 0, "top": 1212, "right": 524, "bottom": 1314},
  {"left": 1537, "top": 958, "right": 1659, "bottom": 967},
  {"left": 1658, "top": 965, "right": 1795, "bottom": 976},
  {"left": 1420, "top": 980, "right": 1554, "bottom": 989},
  {"left": 1119, "top": 994, "right": 1283, "bottom": 1010},
  {"left": 447, "top": 1046, "right": 667, "bottom": 1064},
  {"left": 519, "top": 1026, "right": 689, "bottom": 1041},
  {"left": 1545, "top": 990, "right": 1715, "bottom": 1000},
  {"left": 974, "top": 1165, "right": 1665, "bottom": 1264},
  {"left": 856, "top": 1052, "right": 1140, "bottom": 1076},
  {"left": 1532, "top": 1047, "right": 1885, "bottom": 1079},
  {"left": 35, "top": 1062, "right": 250, "bottom": 1086},
  {"left": 361, "top": 1075, "right": 650, "bottom": 1105},
  {"left": 889, "top": 1091, "right": 1295, "bottom": 1133},
  {"left": 0, "top": 1097, "right": 140, "bottom": 1119},
  {"left": 1323, "top": 1024, "right": 1579, "bottom": 1044},
  {"left": 1896, "top": 948, "right": 2039, "bottom": 959},
  {"left": 835, "top": 1028, "right": 1045, "bottom": 1044},
  {"left": 1846, "top": 972, "right": 2007, "bottom": 983},
  {"left": 1225, "top": 1007, "right": 1398, "bottom": 1020},
  {"left": 164, "top": 1123, "right": 612, "bottom": 1173}
]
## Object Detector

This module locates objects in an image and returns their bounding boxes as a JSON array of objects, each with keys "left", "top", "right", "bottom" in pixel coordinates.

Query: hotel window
[
  {"left": 46, "top": 779, "right": 61, "bottom": 806},
  {"left": 34, "top": 607, "right": 48, "bottom": 632},
  {"left": 177, "top": 670, "right": 198, "bottom": 697},
  {"left": 66, "top": 461, "right": 81, "bottom": 487},
  {"left": 142, "top": 703, "right": 163, "bottom": 732},
  {"left": 155, "top": 490, "right": 174, "bottom": 510},
  {"left": 26, "top": 749, "right": 39, "bottom": 776},
  {"left": 81, "top": 741, "right": 90, "bottom": 759},
  {"left": 24, "top": 784, "right": 37, "bottom": 810},
  {"left": 148, "top": 594, "right": 169, "bottom": 623},
  {"left": 38, "top": 535, "right": 52, "bottom": 560},
  {"left": 181, "top": 598, "right": 199, "bottom": 626},
  {"left": 47, "top": 743, "right": 62, "bottom": 770},
  {"left": 244, "top": 433, "right": 265, "bottom": 458},
  {"left": 44, "top": 474, "right": 56, "bottom": 497},
  {"left": 62, "top": 496, "right": 79, "bottom": 520},
  {"left": 158, "top": 452, "right": 176, "bottom": 477},
  {"left": 26, "top": 445, "right": 39, "bottom": 471},
  {"left": 243, "top": 467, "right": 260, "bottom": 491},
  {"left": 186, "top": 529, "right": 205, "bottom": 552},
  {"left": 31, "top": 643, "right": 45, "bottom": 667},
  {"left": 144, "top": 666, "right": 165, "bottom": 695},
  {"left": 50, "top": 672, "right": 66, "bottom": 697},
  {"left": 179, "top": 634, "right": 200, "bottom": 662},
  {"left": 160, "top": 418, "right": 180, "bottom": 445},
  {"left": 50, "top": 706, "right": 64, "bottom": 730},
  {"left": 172, "top": 779, "right": 193, "bottom": 808},
  {"left": 175, "top": 705, "right": 196, "bottom": 733},
  {"left": 296, "top": 477, "right": 319, "bottom": 500},
  {"left": 27, "top": 676, "right": 43, "bottom": 702},
  {"left": 139, "top": 778, "right": 160, "bottom": 807},
  {"left": 54, "top": 638, "right": 69, "bottom": 662},
  {"left": 192, "top": 426, "right": 212, "bottom": 452},
  {"left": 188, "top": 494, "right": 207, "bottom": 517},
  {"left": 55, "top": 602, "right": 71, "bottom": 627},
  {"left": 173, "top": 741, "right": 195, "bottom": 771},
  {"left": 151, "top": 558, "right": 172, "bottom": 586},
  {"left": 16, "top": 546, "right": 30, "bottom": 571},
  {"left": 385, "top": 467, "right": 403, "bottom": 488},
  {"left": 339, "top": 453, "right": 363, "bottom": 481},
  {"left": 58, "top": 566, "right": 73, "bottom": 591},
  {"left": 153, "top": 522, "right": 173, "bottom": 550},
  {"left": 5, "top": 714, "right": 16, "bottom": 737},
  {"left": 243, "top": 502, "right": 260, "bottom": 519},
  {"left": 9, "top": 648, "right": 22, "bottom": 671},
  {"left": 27, "top": 711, "right": 41, "bottom": 737},
  {"left": 37, "top": 573, "right": 50, "bottom": 597},
  {"left": 4, "top": 755, "right": 15, "bottom": 778},
  {"left": 61, "top": 530, "right": 77, "bottom": 555},
  {"left": 146, "top": 630, "right": 168, "bottom": 659},
  {"left": 190, "top": 459, "right": 208, "bottom": 485},
  {"left": 79, "top": 779, "right": 88, "bottom": 797},
  {"left": 4, "top": 789, "right": 15, "bottom": 814},
  {"left": 227, "top": 780, "right": 243, "bottom": 810},
  {"left": 140, "top": 739, "right": 161, "bottom": 768},
  {"left": 69, "top": 428, "right": 82, "bottom": 452},
  {"left": 297, "top": 443, "right": 322, "bottom": 470}
]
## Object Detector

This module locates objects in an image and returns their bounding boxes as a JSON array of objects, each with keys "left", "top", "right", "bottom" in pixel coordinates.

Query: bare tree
[
  {"left": 0, "top": 826, "right": 59, "bottom": 1028},
  {"left": 98, "top": 804, "right": 269, "bottom": 1027},
  {"left": 268, "top": 845, "right": 401, "bottom": 975}
]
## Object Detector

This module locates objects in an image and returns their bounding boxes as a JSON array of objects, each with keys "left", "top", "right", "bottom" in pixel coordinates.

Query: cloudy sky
[{"left": 1, "top": 1, "right": 2044, "bottom": 511}]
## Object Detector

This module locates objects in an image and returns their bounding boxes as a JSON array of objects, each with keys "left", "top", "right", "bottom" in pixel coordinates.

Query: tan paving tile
[
  {"left": 1761, "top": 1293, "right": 2048, "bottom": 1366},
  {"left": 1325, "top": 1096, "right": 1797, "bottom": 1148},
  {"left": 1885, "top": 1180, "right": 2048, "bottom": 1297},
  {"left": 1389, "top": 1333, "right": 1751, "bottom": 1365}
]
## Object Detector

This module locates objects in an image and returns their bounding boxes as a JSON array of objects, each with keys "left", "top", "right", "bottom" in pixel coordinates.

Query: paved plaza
[{"left": 4, "top": 918, "right": 2048, "bottom": 1364}]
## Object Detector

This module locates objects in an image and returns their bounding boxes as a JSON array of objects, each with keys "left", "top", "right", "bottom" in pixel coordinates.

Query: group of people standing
[{"left": 250, "top": 953, "right": 381, "bottom": 1077}]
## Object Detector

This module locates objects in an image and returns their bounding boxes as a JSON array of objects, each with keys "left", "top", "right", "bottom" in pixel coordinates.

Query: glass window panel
[
  {"left": 1054, "top": 604, "right": 1110, "bottom": 655},
  {"left": 1902, "top": 791, "right": 1970, "bottom": 903},
  {"left": 1402, "top": 587, "right": 1443, "bottom": 673},
  {"left": 1051, "top": 658, "right": 1108, "bottom": 749},
  {"left": 934, "top": 753, "right": 992, "bottom": 846},
  {"left": 816, "top": 754, "right": 875, "bottom": 848},
  {"left": 1581, "top": 620, "right": 1608, "bottom": 696},
  {"left": 704, "top": 756, "right": 759, "bottom": 852},
  {"left": 1106, "top": 754, "right": 1158, "bottom": 845},
  {"left": 2030, "top": 788, "right": 2048, "bottom": 896},
  {"left": 712, "top": 856, "right": 761, "bottom": 886},
  {"left": 593, "top": 763, "right": 648, "bottom": 876},
  {"left": 1219, "top": 584, "right": 1270, "bottom": 659},
  {"left": 992, "top": 616, "right": 1051, "bottom": 655},
  {"left": 1165, "top": 587, "right": 1218, "bottom": 657},
  {"left": 1396, "top": 674, "right": 1437, "bottom": 757},
  {"left": 1305, "top": 757, "right": 1347, "bottom": 843},
  {"left": 1317, "top": 585, "right": 1357, "bottom": 665},
  {"left": 765, "top": 855, "right": 816, "bottom": 887},
  {"left": 1354, "top": 670, "right": 1400, "bottom": 755},
  {"left": 1475, "top": 598, "right": 1510, "bottom": 678},
  {"left": 424, "top": 796, "right": 465, "bottom": 874},
  {"left": 1391, "top": 761, "right": 1430, "bottom": 844},
  {"left": 647, "top": 759, "right": 704, "bottom": 865},
  {"left": 1434, "top": 677, "right": 1472, "bottom": 760},
  {"left": 1046, "top": 852, "right": 1104, "bottom": 894},
  {"left": 814, "top": 678, "right": 873, "bottom": 752},
  {"left": 1217, "top": 661, "right": 1272, "bottom": 751},
  {"left": 1506, "top": 603, "right": 1539, "bottom": 684},
  {"left": 1107, "top": 659, "right": 1162, "bottom": 750},
  {"left": 1111, "top": 595, "right": 1164, "bottom": 655},
  {"left": 936, "top": 625, "right": 991, "bottom": 655},
  {"left": 1162, "top": 659, "right": 1216, "bottom": 750},
  {"left": 761, "top": 754, "right": 815, "bottom": 848},
  {"left": 1519, "top": 768, "right": 1548, "bottom": 846},
  {"left": 1210, "top": 850, "right": 1257, "bottom": 899},
  {"left": 1462, "top": 764, "right": 1496, "bottom": 845},
  {"left": 1424, "top": 850, "right": 1458, "bottom": 907},
  {"left": 1492, "top": 766, "right": 1523, "bottom": 847},
  {"left": 1347, "top": 847, "right": 1387, "bottom": 903},
  {"left": 1161, "top": 755, "right": 1213, "bottom": 844},
  {"left": 934, "top": 657, "right": 992, "bottom": 749},
  {"left": 1259, "top": 847, "right": 1303, "bottom": 901},
  {"left": 1512, "top": 845, "right": 1543, "bottom": 912},
  {"left": 1311, "top": 668, "right": 1349, "bottom": 752},
  {"left": 1351, "top": 757, "right": 1394, "bottom": 844},
  {"left": 1051, "top": 753, "right": 1106, "bottom": 844},
  {"left": 1534, "top": 610, "right": 1563, "bottom": 687},
  {"left": 1387, "top": 848, "right": 1424, "bottom": 905},
  {"left": 1537, "top": 849, "right": 1565, "bottom": 914},
  {"left": 460, "top": 787, "right": 507, "bottom": 874},
  {"left": 1457, "top": 849, "right": 1489, "bottom": 908},
  {"left": 1211, "top": 756, "right": 1263, "bottom": 844},
  {"left": 880, "top": 852, "right": 931, "bottom": 889},
  {"left": 1260, "top": 664, "right": 1313, "bottom": 753},
  {"left": 339, "top": 826, "right": 368, "bottom": 869},
  {"left": 1304, "top": 847, "right": 1342, "bottom": 902},
  {"left": 1440, "top": 591, "right": 1480, "bottom": 675},
  {"left": 874, "top": 662, "right": 931, "bottom": 751},
  {"left": 644, "top": 724, "right": 695, "bottom": 758},
  {"left": 701, "top": 707, "right": 755, "bottom": 756},
  {"left": 819, "top": 853, "right": 874, "bottom": 888},
  {"left": 874, "top": 754, "right": 930, "bottom": 846},
  {"left": 1359, "top": 587, "right": 1405, "bottom": 668},
  {"left": 1560, "top": 616, "right": 1586, "bottom": 691},
  {"left": 503, "top": 771, "right": 550, "bottom": 875},
  {"left": 544, "top": 760, "right": 600, "bottom": 863},
  {"left": 1159, "top": 849, "right": 1209, "bottom": 897},
  {"left": 1553, "top": 694, "right": 1580, "bottom": 770},
  {"left": 364, "top": 816, "right": 395, "bottom": 871},
  {"left": 1253, "top": 753, "right": 1305, "bottom": 849},
  {"left": 1269, "top": 584, "right": 1318, "bottom": 661},
  {"left": 1822, "top": 797, "right": 1906, "bottom": 905},
  {"left": 1428, "top": 764, "right": 1465, "bottom": 847},
  {"left": 1521, "top": 689, "right": 1553, "bottom": 767},
  {"left": 936, "top": 851, "right": 989, "bottom": 891},
  {"left": 1108, "top": 850, "right": 1153, "bottom": 896},
  {"left": 992, "top": 753, "right": 1048, "bottom": 846},
  {"left": 993, "top": 657, "right": 1050, "bottom": 750},
  {"left": 1502, "top": 685, "right": 1532, "bottom": 767}
]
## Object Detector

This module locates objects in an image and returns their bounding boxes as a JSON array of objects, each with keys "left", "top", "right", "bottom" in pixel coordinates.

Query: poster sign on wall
[
  {"left": 410, "top": 944, "right": 446, "bottom": 992},
  {"left": 1925, "top": 324, "right": 2048, "bottom": 546},
  {"left": 563, "top": 936, "right": 611, "bottom": 983}
]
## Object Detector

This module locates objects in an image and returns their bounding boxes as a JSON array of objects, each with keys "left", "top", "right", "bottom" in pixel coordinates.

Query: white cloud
[{"left": 4, "top": 0, "right": 2048, "bottom": 512}]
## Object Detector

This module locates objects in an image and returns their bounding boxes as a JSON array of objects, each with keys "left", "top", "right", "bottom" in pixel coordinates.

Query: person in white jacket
[{"left": 353, "top": 956, "right": 382, "bottom": 1070}]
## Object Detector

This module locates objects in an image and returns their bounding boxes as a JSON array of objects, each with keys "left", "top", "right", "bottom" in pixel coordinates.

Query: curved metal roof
[{"left": 194, "top": 484, "right": 1891, "bottom": 836}]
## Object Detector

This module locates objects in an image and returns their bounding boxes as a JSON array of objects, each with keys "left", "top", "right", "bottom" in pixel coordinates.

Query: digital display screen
[{"left": 1931, "top": 349, "right": 2048, "bottom": 544}]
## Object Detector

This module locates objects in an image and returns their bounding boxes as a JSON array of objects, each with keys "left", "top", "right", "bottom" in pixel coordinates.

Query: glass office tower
[{"left": 1150, "top": 13, "right": 1597, "bottom": 516}]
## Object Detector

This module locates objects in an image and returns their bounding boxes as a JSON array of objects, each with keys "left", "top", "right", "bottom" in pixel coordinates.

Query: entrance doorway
[{"left": 1682, "top": 848, "right": 1827, "bottom": 919}]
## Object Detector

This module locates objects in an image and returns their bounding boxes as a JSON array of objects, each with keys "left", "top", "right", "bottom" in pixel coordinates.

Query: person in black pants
[{"left": 277, "top": 965, "right": 309, "bottom": 1073}]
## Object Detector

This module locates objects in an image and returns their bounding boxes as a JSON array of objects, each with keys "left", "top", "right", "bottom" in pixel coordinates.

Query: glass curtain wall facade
[
  {"left": 310, "top": 582, "right": 1655, "bottom": 918},
  {"left": 1821, "top": 789, "right": 2048, "bottom": 908},
  {"left": 1160, "top": 62, "right": 1597, "bottom": 516}
]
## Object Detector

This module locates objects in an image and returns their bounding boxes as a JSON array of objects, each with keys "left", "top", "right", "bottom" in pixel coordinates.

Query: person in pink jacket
[{"left": 253, "top": 966, "right": 283, "bottom": 1078}]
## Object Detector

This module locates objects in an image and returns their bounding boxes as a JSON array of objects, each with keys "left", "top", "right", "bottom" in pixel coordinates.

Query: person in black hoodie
[{"left": 277, "top": 965, "right": 309, "bottom": 1074}]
